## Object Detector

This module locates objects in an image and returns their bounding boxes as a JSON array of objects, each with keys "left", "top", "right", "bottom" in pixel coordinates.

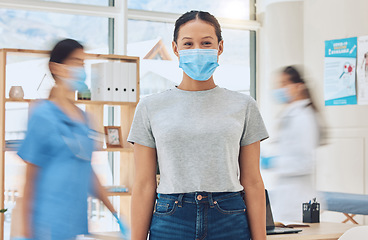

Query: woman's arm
[
  {"left": 20, "top": 162, "right": 38, "bottom": 238},
  {"left": 131, "top": 143, "right": 157, "bottom": 240},
  {"left": 239, "top": 141, "right": 266, "bottom": 240},
  {"left": 92, "top": 172, "right": 116, "bottom": 214}
]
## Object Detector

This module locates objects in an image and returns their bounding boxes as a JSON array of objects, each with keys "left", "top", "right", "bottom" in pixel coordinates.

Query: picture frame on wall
[{"left": 104, "top": 126, "right": 123, "bottom": 148}]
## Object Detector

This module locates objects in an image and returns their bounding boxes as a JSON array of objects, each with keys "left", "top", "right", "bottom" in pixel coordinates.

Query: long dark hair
[
  {"left": 174, "top": 10, "right": 222, "bottom": 43},
  {"left": 49, "top": 38, "right": 84, "bottom": 64},
  {"left": 48, "top": 39, "right": 83, "bottom": 98},
  {"left": 282, "top": 66, "right": 318, "bottom": 112},
  {"left": 282, "top": 66, "right": 327, "bottom": 145}
]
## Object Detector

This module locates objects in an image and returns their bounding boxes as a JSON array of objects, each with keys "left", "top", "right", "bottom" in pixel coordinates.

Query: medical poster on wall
[
  {"left": 357, "top": 36, "right": 368, "bottom": 105},
  {"left": 324, "top": 37, "right": 357, "bottom": 106}
]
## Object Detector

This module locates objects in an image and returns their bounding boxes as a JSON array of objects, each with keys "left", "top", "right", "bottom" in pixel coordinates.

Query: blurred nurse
[
  {"left": 15, "top": 39, "right": 127, "bottom": 240},
  {"left": 268, "top": 66, "right": 324, "bottom": 221}
]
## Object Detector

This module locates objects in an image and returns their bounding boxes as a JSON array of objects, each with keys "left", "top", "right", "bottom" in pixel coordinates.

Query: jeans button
[{"left": 197, "top": 195, "right": 203, "bottom": 200}]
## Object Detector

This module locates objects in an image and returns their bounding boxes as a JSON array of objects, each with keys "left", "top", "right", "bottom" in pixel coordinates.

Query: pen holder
[{"left": 303, "top": 202, "right": 320, "bottom": 223}]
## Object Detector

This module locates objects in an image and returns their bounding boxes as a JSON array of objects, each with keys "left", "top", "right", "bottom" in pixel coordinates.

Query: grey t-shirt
[{"left": 128, "top": 86, "right": 269, "bottom": 194}]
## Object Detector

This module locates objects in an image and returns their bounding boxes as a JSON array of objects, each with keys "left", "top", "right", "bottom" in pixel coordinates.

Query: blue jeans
[{"left": 149, "top": 191, "right": 251, "bottom": 240}]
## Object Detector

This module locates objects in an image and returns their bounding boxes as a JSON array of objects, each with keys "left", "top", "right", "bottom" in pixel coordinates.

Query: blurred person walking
[
  {"left": 267, "top": 66, "right": 324, "bottom": 222},
  {"left": 14, "top": 39, "right": 128, "bottom": 240}
]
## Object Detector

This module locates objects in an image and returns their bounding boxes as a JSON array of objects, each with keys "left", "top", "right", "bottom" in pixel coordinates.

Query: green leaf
[{"left": 0, "top": 209, "right": 7, "bottom": 213}]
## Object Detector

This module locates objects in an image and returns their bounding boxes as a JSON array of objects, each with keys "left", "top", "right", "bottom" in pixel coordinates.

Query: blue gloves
[
  {"left": 113, "top": 212, "right": 131, "bottom": 240},
  {"left": 260, "top": 156, "right": 275, "bottom": 169}
]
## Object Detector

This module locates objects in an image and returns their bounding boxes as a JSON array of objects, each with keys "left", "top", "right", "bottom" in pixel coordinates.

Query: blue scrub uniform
[{"left": 18, "top": 100, "right": 96, "bottom": 240}]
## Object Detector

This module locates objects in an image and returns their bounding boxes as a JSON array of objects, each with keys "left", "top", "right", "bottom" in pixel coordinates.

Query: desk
[
  {"left": 89, "top": 223, "right": 355, "bottom": 240},
  {"left": 267, "top": 222, "right": 356, "bottom": 240}
]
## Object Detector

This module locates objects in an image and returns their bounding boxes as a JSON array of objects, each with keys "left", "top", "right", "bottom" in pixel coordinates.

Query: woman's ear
[
  {"left": 172, "top": 41, "right": 179, "bottom": 58},
  {"left": 49, "top": 62, "right": 69, "bottom": 78},
  {"left": 218, "top": 40, "right": 224, "bottom": 56},
  {"left": 49, "top": 62, "right": 58, "bottom": 75}
]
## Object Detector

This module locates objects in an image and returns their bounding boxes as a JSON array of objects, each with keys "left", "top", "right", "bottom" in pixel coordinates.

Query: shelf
[
  {"left": 104, "top": 186, "right": 131, "bottom": 197},
  {"left": 76, "top": 100, "right": 138, "bottom": 106},
  {"left": 106, "top": 192, "right": 131, "bottom": 197},
  {"left": 1, "top": 49, "right": 139, "bottom": 240},
  {"left": 3, "top": 148, "right": 17, "bottom": 152},
  {"left": 4, "top": 147, "right": 134, "bottom": 153},
  {"left": 98, "top": 148, "right": 133, "bottom": 152},
  {"left": 5, "top": 98, "right": 32, "bottom": 103},
  {"left": 5, "top": 98, "right": 138, "bottom": 106},
  {"left": 1, "top": 48, "right": 140, "bottom": 62}
]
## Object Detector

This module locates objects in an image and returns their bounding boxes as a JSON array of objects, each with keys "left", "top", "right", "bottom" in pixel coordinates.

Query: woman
[
  {"left": 16, "top": 39, "right": 126, "bottom": 240},
  {"left": 269, "top": 66, "right": 324, "bottom": 221},
  {"left": 128, "top": 11, "right": 269, "bottom": 240}
]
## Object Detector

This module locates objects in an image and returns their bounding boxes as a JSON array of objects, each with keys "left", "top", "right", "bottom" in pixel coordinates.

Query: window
[
  {"left": 128, "top": 20, "right": 253, "bottom": 96},
  {"left": 219, "top": 29, "right": 253, "bottom": 95},
  {"left": 127, "top": 20, "right": 177, "bottom": 97},
  {"left": 0, "top": 9, "right": 110, "bottom": 53},
  {"left": 40, "top": 0, "right": 111, "bottom": 6},
  {"left": 128, "top": 0, "right": 253, "bottom": 20}
]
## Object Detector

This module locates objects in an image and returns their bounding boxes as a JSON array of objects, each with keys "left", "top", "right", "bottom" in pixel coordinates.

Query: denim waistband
[{"left": 157, "top": 191, "right": 244, "bottom": 207}]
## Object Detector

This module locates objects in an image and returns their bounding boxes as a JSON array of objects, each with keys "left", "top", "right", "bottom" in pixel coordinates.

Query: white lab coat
[{"left": 268, "top": 99, "right": 320, "bottom": 222}]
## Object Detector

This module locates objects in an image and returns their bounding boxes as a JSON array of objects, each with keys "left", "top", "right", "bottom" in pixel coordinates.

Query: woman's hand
[
  {"left": 113, "top": 212, "right": 131, "bottom": 240},
  {"left": 239, "top": 141, "right": 267, "bottom": 240},
  {"left": 131, "top": 144, "right": 157, "bottom": 240}
]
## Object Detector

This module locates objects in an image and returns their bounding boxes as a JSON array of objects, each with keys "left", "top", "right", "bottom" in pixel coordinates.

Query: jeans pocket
[
  {"left": 214, "top": 195, "right": 247, "bottom": 215},
  {"left": 153, "top": 198, "right": 178, "bottom": 216}
]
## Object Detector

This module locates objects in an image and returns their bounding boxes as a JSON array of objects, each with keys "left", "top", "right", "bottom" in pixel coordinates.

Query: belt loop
[
  {"left": 177, "top": 194, "right": 184, "bottom": 207},
  {"left": 208, "top": 192, "right": 215, "bottom": 208}
]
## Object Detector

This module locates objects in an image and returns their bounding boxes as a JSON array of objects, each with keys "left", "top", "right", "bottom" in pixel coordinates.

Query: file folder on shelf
[
  {"left": 113, "top": 62, "right": 121, "bottom": 102},
  {"left": 128, "top": 62, "right": 137, "bottom": 102},
  {"left": 91, "top": 61, "right": 136, "bottom": 102},
  {"left": 91, "top": 62, "right": 108, "bottom": 101},
  {"left": 118, "top": 62, "right": 129, "bottom": 102},
  {"left": 104, "top": 62, "right": 114, "bottom": 101}
]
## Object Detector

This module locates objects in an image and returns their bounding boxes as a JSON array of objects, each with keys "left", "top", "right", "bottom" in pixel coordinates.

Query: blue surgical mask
[
  {"left": 179, "top": 49, "right": 219, "bottom": 81},
  {"left": 272, "top": 88, "right": 291, "bottom": 104},
  {"left": 62, "top": 66, "right": 88, "bottom": 92}
]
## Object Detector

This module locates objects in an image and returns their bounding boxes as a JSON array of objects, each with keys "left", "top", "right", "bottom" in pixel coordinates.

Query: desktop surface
[
  {"left": 267, "top": 222, "right": 356, "bottom": 240},
  {"left": 89, "top": 222, "right": 356, "bottom": 240}
]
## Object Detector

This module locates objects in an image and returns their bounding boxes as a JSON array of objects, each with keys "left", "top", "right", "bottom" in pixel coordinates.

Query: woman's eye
[
  {"left": 203, "top": 41, "right": 212, "bottom": 45},
  {"left": 184, "top": 42, "right": 192, "bottom": 46}
]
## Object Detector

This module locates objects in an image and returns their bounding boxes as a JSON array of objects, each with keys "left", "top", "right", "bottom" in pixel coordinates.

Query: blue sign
[
  {"left": 324, "top": 37, "right": 357, "bottom": 106},
  {"left": 325, "top": 37, "right": 357, "bottom": 58}
]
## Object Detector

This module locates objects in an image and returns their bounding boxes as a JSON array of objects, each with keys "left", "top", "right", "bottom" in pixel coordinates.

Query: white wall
[
  {"left": 304, "top": 0, "right": 368, "bottom": 223},
  {"left": 257, "top": 0, "right": 304, "bottom": 135},
  {"left": 258, "top": 0, "right": 368, "bottom": 224}
]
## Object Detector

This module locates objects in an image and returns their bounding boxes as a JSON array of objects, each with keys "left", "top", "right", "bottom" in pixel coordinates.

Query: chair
[{"left": 338, "top": 226, "right": 368, "bottom": 240}]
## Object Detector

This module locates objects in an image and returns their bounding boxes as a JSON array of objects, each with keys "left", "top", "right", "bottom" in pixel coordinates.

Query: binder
[
  {"left": 91, "top": 62, "right": 107, "bottom": 101},
  {"left": 128, "top": 62, "right": 137, "bottom": 102},
  {"left": 119, "top": 62, "right": 129, "bottom": 102},
  {"left": 113, "top": 62, "right": 122, "bottom": 102},
  {"left": 104, "top": 62, "right": 114, "bottom": 101},
  {"left": 92, "top": 62, "right": 135, "bottom": 102}
]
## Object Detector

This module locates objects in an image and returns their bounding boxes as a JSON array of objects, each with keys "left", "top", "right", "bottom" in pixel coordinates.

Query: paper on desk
[{"left": 274, "top": 221, "right": 310, "bottom": 228}]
